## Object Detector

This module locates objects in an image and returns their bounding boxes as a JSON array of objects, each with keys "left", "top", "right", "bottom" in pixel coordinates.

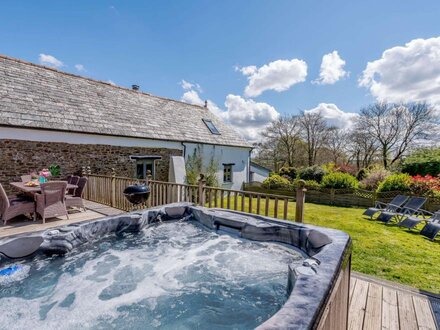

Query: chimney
[
  {"left": 132, "top": 84, "right": 140, "bottom": 91},
  {"left": 204, "top": 100, "right": 208, "bottom": 108}
]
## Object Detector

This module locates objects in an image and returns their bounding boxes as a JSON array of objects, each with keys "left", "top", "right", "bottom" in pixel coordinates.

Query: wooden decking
[
  {"left": 350, "top": 273, "right": 438, "bottom": 330},
  {"left": 0, "top": 200, "right": 123, "bottom": 238}
]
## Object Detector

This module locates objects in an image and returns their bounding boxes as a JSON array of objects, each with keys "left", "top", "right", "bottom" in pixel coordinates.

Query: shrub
[
  {"left": 376, "top": 173, "right": 412, "bottom": 193},
  {"left": 356, "top": 168, "right": 368, "bottom": 181},
  {"left": 299, "top": 165, "right": 327, "bottom": 183},
  {"left": 321, "top": 172, "right": 359, "bottom": 189},
  {"left": 322, "top": 162, "right": 337, "bottom": 173},
  {"left": 262, "top": 174, "right": 290, "bottom": 189},
  {"left": 279, "top": 167, "right": 297, "bottom": 181},
  {"left": 185, "top": 148, "right": 219, "bottom": 187},
  {"left": 304, "top": 180, "right": 321, "bottom": 189},
  {"left": 409, "top": 175, "right": 440, "bottom": 197},
  {"left": 402, "top": 148, "right": 440, "bottom": 176},
  {"left": 359, "top": 169, "right": 391, "bottom": 190},
  {"left": 337, "top": 164, "right": 357, "bottom": 176},
  {"left": 292, "top": 179, "right": 320, "bottom": 190}
]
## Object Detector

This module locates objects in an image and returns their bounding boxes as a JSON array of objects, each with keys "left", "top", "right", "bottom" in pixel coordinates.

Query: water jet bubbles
[{"left": 0, "top": 221, "right": 304, "bottom": 329}]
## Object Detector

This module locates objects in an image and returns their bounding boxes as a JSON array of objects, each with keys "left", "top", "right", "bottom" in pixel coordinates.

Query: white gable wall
[{"left": 184, "top": 143, "right": 250, "bottom": 190}]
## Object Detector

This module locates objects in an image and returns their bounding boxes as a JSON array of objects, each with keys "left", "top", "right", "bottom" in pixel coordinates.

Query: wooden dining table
[{"left": 10, "top": 181, "right": 78, "bottom": 194}]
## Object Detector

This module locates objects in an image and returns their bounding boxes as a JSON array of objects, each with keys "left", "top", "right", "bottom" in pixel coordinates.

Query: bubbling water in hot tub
[{"left": 0, "top": 220, "right": 304, "bottom": 329}]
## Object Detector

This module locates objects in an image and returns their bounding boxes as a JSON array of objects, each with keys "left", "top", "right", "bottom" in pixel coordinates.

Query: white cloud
[
  {"left": 238, "top": 59, "right": 308, "bottom": 97},
  {"left": 107, "top": 80, "right": 116, "bottom": 85},
  {"left": 313, "top": 50, "right": 348, "bottom": 85},
  {"left": 38, "top": 54, "right": 63, "bottom": 68},
  {"left": 181, "top": 89, "right": 223, "bottom": 117},
  {"left": 180, "top": 79, "right": 202, "bottom": 92},
  {"left": 180, "top": 86, "right": 279, "bottom": 141},
  {"left": 224, "top": 95, "right": 280, "bottom": 141},
  {"left": 305, "top": 103, "right": 358, "bottom": 129},
  {"left": 74, "top": 64, "right": 86, "bottom": 72},
  {"left": 359, "top": 36, "right": 440, "bottom": 106}
]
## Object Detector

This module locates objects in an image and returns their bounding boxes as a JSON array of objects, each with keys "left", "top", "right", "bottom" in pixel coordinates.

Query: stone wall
[{"left": 0, "top": 139, "right": 182, "bottom": 194}]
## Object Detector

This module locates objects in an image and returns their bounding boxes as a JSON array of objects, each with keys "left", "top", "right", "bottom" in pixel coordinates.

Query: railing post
[
  {"left": 295, "top": 179, "right": 306, "bottom": 223},
  {"left": 81, "top": 166, "right": 88, "bottom": 199},
  {"left": 146, "top": 170, "right": 153, "bottom": 207},
  {"left": 198, "top": 174, "right": 206, "bottom": 206},
  {"left": 111, "top": 168, "right": 116, "bottom": 207}
]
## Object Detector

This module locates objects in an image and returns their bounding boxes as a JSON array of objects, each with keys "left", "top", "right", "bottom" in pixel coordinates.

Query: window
[
  {"left": 203, "top": 119, "right": 220, "bottom": 135},
  {"left": 130, "top": 155, "right": 162, "bottom": 180},
  {"left": 223, "top": 164, "right": 233, "bottom": 183},
  {"left": 136, "top": 160, "right": 154, "bottom": 179}
]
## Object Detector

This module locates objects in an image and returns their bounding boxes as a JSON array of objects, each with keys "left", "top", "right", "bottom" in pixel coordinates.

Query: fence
[
  {"left": 244, "top": 183, "right": 440, "bottom": 212},
  {"left": 83, "top": 174, "right": 305, "bottom": 221}
]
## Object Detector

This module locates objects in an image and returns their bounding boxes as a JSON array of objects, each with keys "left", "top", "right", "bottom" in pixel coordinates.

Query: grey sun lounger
[
  {"left": 363, "top": 195, "right": 409, "bottom": 219},
  {"left": 398, "top": 210, "right": 440, "bottom": 230},
  {"left": 376, "top": 197, "right": 427, "bottom": 224},
  {"left": 420, "top": 220, "right": 440, "bottom": 240}
]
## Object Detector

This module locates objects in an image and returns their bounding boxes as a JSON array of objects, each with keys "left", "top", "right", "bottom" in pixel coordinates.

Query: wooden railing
[
  {"left": 83, "top": 174, "right": 305, "bottom": 221},
  {"left": 244, "top": 182, "right": 440, "bottom": 212}
]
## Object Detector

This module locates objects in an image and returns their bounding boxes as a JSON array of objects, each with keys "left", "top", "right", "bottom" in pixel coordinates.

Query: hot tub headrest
[
  {"left": 0, "top": 236, "right": 44, "bottom": 259},
  {"left": 306, "top": 230, "right": 332, "bottom": 251}
]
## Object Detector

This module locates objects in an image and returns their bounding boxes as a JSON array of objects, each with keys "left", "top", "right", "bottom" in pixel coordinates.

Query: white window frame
[{"left": 223, "top": 164, "right": 233, "bottom": 183}]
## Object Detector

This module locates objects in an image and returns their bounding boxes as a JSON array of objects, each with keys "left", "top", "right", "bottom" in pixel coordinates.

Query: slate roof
[{"left": 0, "top": 55, "right": 251, "bottom": 148}]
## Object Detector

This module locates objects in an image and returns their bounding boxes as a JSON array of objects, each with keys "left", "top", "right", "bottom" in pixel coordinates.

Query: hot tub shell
[{"left": 0, "top": 203, "right": 351, "bottom": 330}]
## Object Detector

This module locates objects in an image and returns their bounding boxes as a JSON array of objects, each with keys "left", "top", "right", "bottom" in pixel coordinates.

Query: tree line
[{"left": 253, "top": 102, "right": 437, "bottom": 171}]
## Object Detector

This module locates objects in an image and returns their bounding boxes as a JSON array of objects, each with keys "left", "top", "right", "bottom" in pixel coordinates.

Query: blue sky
[{"left": 1, "top": 1, "right": 440, "bottom": 140}]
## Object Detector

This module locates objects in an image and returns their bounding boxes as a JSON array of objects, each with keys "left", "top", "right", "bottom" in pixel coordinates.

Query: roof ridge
[{"left": 0, "top": 53, "right": 208, "bottom": 111}]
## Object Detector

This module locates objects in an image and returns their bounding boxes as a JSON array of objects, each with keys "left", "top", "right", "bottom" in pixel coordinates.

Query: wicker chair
[
  {"left": 0, "top": 184, "right": 35, "bottom": 225},
  {"left": 35, "top": 181, "right": 69, "bottom": 223},
  {"left": 67, "top": 176, "right": 80, "bottom": 195},
  {"left": 66, "top": 177, "right": 88, "bottom": 211}
]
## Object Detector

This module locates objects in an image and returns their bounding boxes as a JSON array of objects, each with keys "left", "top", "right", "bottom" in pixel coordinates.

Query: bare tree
[
  {"left": 346, "top": 130, "right": 378, "bottom": 170},
  {"left": 356, "top": 102, "right": 435, "bottom": 169},
  {"left": 300, "top": 111, "right": 330, "bottom": 166},
  {"left": 261, "top": 115, "right": 301, "bottom": 168},
  {"left": 326, "top": 127, "right": 349, "bottom": 164}
]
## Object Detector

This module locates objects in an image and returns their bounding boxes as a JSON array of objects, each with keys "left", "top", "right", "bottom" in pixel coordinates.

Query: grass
[{"left": 212, "top": 197, "right": 440, "bottom": 293}]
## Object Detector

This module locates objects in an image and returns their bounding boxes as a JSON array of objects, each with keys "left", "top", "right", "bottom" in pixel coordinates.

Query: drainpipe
[
  {"left": 181, "top": 142, "right": 187, "bottom": 159},
  {"left": 248, "top": 148, "right": 253, "bottom": 183}
]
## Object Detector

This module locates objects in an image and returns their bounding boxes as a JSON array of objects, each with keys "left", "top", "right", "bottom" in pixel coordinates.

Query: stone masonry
[{"left": 0, "top": 139, "right": 182, "bottom": 194}]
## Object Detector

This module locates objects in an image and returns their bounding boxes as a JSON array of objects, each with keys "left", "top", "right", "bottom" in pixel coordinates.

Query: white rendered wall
[
  {"left": 184, "top": 143, "right": 250, "bottom": 190},
  {"left": 250, "top": 165, "right": 270, "bottom": 182}
]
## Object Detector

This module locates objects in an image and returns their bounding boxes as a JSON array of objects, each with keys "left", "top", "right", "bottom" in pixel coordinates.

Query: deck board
[
  {"left": 397, "top": 291, "right": 419, "bottom": 330},
  {"left": 363, "top": 282, "right": 383, "bottom": 330},
  {"left": 350, "top": 274, "right": 438, "bottom": 330},
  {"left": 349, "top": 279, "right": 369, "bottom": 330},
  {"left": 413, "top": 296, "right": 438, "bottom": 330},
  {"left": 382, "top": 286, "right": 399, "bottom": 330}
]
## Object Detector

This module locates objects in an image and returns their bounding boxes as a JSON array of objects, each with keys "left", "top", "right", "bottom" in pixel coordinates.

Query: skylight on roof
[{"left": 203, "top": 119, "right": 220, "bottom": 135}]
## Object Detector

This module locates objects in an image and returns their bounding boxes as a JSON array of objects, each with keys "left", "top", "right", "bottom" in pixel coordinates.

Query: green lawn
[{"left": 215, "top": 197, "right": 440, "bottom": 293}]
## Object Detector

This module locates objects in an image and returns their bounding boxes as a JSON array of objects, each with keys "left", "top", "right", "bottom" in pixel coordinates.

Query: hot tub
[{"left": 0, "top": 203, "right": 351, "bottom": 329}]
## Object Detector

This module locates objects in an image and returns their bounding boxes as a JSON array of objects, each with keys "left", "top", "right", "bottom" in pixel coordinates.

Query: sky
[{"left": 1, "top": 1, "right": 440, "bottom": 141}]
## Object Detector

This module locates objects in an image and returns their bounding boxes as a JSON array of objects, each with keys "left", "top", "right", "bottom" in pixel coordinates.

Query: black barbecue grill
[{"left": 123, "top": 183, "right": 151, "bottom": 206}]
